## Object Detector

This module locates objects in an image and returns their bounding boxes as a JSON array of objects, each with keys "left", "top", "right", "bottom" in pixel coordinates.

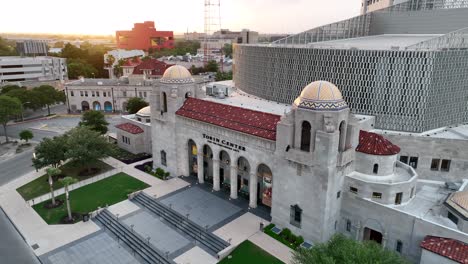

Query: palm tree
[
  {"left": 59, "top": 177, "right": 78, "bottom": 221},
  {"left": 106, "top": 54, "right": 115, "bottom": 68},
  {"left": 46, "top": 167, "right": 61, "bottom": 206}
]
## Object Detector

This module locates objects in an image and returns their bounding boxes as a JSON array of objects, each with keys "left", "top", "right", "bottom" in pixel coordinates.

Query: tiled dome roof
[
  {"left": 136, "top": 106, "right": 150, "bottom": 117},
  {"left": 160, "top": 65, "right": 194, "bottom": 84},
  {"left": 293, "top": 81, "right": 348, "bottom": 111},
  {"left": 356, "top": 130, "right": 400, "bottom": 156}
]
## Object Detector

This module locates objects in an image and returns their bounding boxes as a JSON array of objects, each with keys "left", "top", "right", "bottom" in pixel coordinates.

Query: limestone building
[{"left": 131, "top": 65, "right": 468, "bottom": 263}]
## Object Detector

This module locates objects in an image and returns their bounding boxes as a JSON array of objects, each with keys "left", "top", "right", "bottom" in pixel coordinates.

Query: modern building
[
  {"left": 233, "top": 0, "right": 468, "bottom": 133},
  {"left": 114, "top": 64, "right": 467, "bottom": 263},
  {"left": 16, "top": 40, "right": 48, "bottom": 56},
  {"left": 116, "top": 21, "right": 174, "bottom": 51},
  {"left": 0, "top": 56, "right": 67, "bottom": 83}
]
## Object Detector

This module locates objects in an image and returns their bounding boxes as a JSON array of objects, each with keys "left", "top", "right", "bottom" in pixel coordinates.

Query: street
[{"left": 0, "top": 148, "right": 35, "bottom": 186}]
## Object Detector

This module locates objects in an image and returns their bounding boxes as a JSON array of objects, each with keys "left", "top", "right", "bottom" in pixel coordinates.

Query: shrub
[
  {"left": 144, "top": 165, "right": 152, "bottom": 173},
  {"left": 265, "top": 223, "right": 275, "bottom": 231}
]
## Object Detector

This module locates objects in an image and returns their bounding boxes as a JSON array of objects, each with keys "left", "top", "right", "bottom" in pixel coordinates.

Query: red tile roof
[
  {"left": 176, "top": 98, "right": 281, "bottom": 141},
  {"left": 133, "top": 59, "right": 172, "bottom": 76},
  {"left": 122, "top": 58, "right": 141, "bottom": 67},
  {"left": 421, "top": 236, "right": 468, "bottom": 264},
  {"left": 356, "top": 130, "right": 400, "bottom": 156},
  {"left": 116, "top": 123, "right": 144, "bottom": 134}
]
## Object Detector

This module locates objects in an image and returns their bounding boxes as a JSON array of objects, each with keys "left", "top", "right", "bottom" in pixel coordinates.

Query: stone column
[
  {"left": 355, "top": 221, "right": 361, "bottom": 241},
  {"left": 249, "top": 173, "right": 258, "bottom": 208},
  {"left": 213, "top": 159, "right": 220, "bottom": 191},
  {"left": 382, "top": 231, "right": 388, "bottom": 248},
  {"left": 197, "top": 152, "right": 204, "bottom": 184},
  {"left": 230, "top": 166, "right": 238, "bottom": 199}
]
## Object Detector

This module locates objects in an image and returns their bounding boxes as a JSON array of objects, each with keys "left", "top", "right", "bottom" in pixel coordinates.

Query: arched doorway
[
  {"left": 93, "top": 101, "right": 101, "bottom": 111},
  {"left": 188, "top": 140, "right": 198, "bottom": 177},
  {"left": 257, "top": 164, "right": 273, "bottom": 208},
  {"left": 237, "top": 157, "right": 250, "bottom": 197},
  {"left": 219, "top": 151, "right": 231, "bottom": 191},
  {"left": 364, "top": 227, "right": 383, "bottom": 244},
  {"left": 104, "top": 101, "right": 112, "bottom": 112},
  {"left": 81, "top": 101, "right": 90, "bottom": 111},
  {"left": 203, "top": 145, "right": 213, "bottom": 185}
]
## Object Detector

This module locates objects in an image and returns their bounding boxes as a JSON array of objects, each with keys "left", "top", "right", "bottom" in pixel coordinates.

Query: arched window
[
  {"left": 185, "top": 92, "right": 191, "bottom": 99},
  {"left": 162, "top": 92, "right": 167, "bottom": 113},
  {"left": 373, "top": 164, "right": 379, "bottom": 174},
  {"left": 338, "top": 121, "right": 346, "bottom": 151},
  {"left": 301, "top": 121, "right": 311, "bottom": 152}
]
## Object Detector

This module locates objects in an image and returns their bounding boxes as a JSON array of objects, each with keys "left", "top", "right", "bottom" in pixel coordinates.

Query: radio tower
[{"left": 203, "top": 0, "right": 222, "bottom": 67}]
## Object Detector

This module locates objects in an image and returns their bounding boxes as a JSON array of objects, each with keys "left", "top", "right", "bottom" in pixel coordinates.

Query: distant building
[
  {"left": 104, "top": 49, "right": 145, "bottom": 79},
  {"left": 0, "top": 56, "right": 67, "bottom": 83},
  {"left": 116, "top": 21, "right": 174, "bottom": 51},
  {"left": 198, "top": 29, "right": 258, "bottom": 57},
  {"left": 16, "top": 40, "right": 48, "bottom": 56},
  {"left": 184, "top": 32, "right": 206, "bottom": 41}
]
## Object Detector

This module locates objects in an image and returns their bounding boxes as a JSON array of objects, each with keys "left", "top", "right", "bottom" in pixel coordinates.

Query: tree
[
  {"left": 59, "top": 177, "right": 78, "bottom": 222},
  {"left": 65, "top": 127, "right": 116, "bottom": 174},
  {"left": 215, "top": 71, "right": 233, "bottom": 81},
  {"left": 32, "top": 135, "right": 68, "bottom": 169},
  {"left": 223, "top": 43, "right": 233, "bottom": 58},
  {"left": 205, "top": 60, "right": 219, "bottom": 72},
  {"left": 292, "top": 234, "right": 409, "bottom": 264},
  {"left": 46, "top": 167, "right": 61, "bottom": 206},
  {"left": 53, "top": 41, "right": 65, "bottom": 48},
  {"left": 105, "top": 54, "right": 115, "bottom": 68},
  {"left": 33, "top": 85, "right": 66, "bottom": 115},
  {"left": 126, "top": 97, "right": 149, "bottom": 114},
  {"left": 0, "top": 96, "right": 22, "bottom": 143},
  {"left": 79, "top": 110, "right": 109, "bottom": 134},
  {"left": 0, "top": 84, "right": 23, "bottom": 95},
  {"left": 19, "top": 130, "right": 33, "bottom": 143},
  {"left": 0, "top": 37, "right": 17, "bottom": 56}
]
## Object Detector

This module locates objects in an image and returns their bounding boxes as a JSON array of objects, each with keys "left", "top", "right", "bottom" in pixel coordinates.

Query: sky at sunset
[{"left": 0, "top": 0, "right": 362, "bottom": 35}]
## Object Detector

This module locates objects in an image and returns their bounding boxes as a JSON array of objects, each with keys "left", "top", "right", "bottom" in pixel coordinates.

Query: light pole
[{"left": 21, "top": 101, "right": 31, "bottom": 121}]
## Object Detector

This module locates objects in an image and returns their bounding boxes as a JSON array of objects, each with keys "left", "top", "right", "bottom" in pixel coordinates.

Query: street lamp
[{"left": 21, "top": 101, "right": 31, "bottom": 121}]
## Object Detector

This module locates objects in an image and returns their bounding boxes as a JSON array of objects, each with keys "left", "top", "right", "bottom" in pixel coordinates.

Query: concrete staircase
[
  {"left": 95, "top": 209, "right": 174, "bottom": 264},
  {"left": 132, "top": 192, "right": 230, "bottom": 255}
]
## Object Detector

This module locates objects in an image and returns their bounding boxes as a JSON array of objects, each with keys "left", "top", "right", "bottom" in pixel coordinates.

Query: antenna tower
[{"left": 204, "top": 0, "right": 222, "bottom": 67}]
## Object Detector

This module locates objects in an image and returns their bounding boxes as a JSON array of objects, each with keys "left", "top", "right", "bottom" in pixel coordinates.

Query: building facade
[
  {"left": 16, "top": 40, "right": 48, "bottom": 56},
  {"left": 131, "top": 65, "right": 468, "bottom": 263},
  {"left": 116, "top": 106, "right": 152, "bottom": 154},
  {"left": 233, "top": 0, "right": 468, "bottom": 133},
  {"left": 116, "top": 21, "right": 174, "bottom": 51},
  {"left": 0, "top": 56, "right": 67, "bottom": 83}
]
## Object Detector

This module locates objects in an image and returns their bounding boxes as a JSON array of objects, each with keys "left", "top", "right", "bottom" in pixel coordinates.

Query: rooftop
[
  {"left": 421, "top": 236, "right": 468, "bottom": 264},
  {"left": 176, "top": 97, "right": 281, "bottom": 141},
  {"left": 373, "top": 123, "right": 468, "bottom": 140},
  {"left": 356, "top": 130, "right": 401, "bottom": 156},
  {"left": 115, "top": 123, "right": 144, "bottom": 134},
  {"left": 347, "top": 162, "right": 416, "bottom": 184}
]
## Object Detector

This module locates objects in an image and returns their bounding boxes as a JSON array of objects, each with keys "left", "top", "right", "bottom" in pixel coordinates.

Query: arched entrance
[
  {"left": 188, "top": 140, "right": 198, "bottom": 177},
  {"left": 104, "top": 101, "right": 112, "bottom": 112},
  {"left": 81, "top": 101, "right": 90, "bottom": 111},
  {"left": 237, "top": 157, "right": 250, "bottom": 197},
  {"left": 219, "top": 151, "right": 231, "bottom": 191},
  {"left": 203, "top": 145, "right": 214, "bottom": 185},
  {"left": 93, "top": 101, "right": 101, "bottom": 111},
  {"left": 257, "top": 164, "right": 273, "bottom": 208}
]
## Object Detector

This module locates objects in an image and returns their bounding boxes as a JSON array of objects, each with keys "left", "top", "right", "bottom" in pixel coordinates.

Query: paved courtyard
[
  {"left": 159, "top": 186, "right": 243, "bottom": 230},
  {"left": 40, "top": 232, "right": 140, "bottom": 264},
  {"left": 122, "top": 210, "right": 193, "bottom": 258}
]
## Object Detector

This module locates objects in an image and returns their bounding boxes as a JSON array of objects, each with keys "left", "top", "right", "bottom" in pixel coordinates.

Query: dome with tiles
[
  {"left": 136, "top": 106, "right": 151, "bottom": 117},
  {"left": 293, "top": 80, "right": 348, "bottom": 111},
  {"left": 160, "top": 65, "right": 194, "bottom": 84}
]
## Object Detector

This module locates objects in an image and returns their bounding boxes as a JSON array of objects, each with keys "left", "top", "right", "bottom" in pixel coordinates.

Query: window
[
  {"left": 96, "top": 91, "right": 100, "bottom": 97},
  {"left": 441, "top": 159, "right": 451, "bottom": 172},
  {"left": 395, "top": 192, "right": 403, "bottom": 205},
  {"left": 85, "top": 91, "right": 88, "bottom": 97},
  {"left": 123, "top": 91, "right": 127, "bottom": 97},
  {"left": 70, "top": 91, "right": 74, "bottom": 96},
  {"left": 161, "top": 150, "right": 167, "bottom": 166},
  {"left": 300, "top": 121, "right": 311, "bottom": 152},
  {"left": 448, "top": 211, "right": 459, "bottom": 225},
  {"left": 137, "top": 117, "right": 142, "bottom": 122},
  {"left": 103, "top": 92, "right": 106, "bottom": 97},
  {"left": 243, "top": 178, "right": 249, "bottom": 186},
  {"left": 399, "top": 156, "right": 408, "bottom": 164},
  {"left": 162, "top": 92, "right": 168, "bottom": 113},
  {"left": 337, "top": 191, "right": 341, "bottom": 199},
  {"left": 122, "top": 136, "right": 130, "bottom": 145},
  {"left": 410, "top": 187, "right": 415, "bottom": 198},
  {"left": 396, "top": 240, "right": 403, "bottom": 253},
  {"left": 139, "top": 92, "right": 143, "bottom": 98},
  {"left": 350, "top": 187, "right": 358, "bottom": 194},
  {"left": 334, "top": 220, "right": 338, "bottom": 230},
  {"left": 372, "top": 192, "right": 382, "bottom": 199},
  {"left": 373, "top": 164, "right": 379, "bottom": 174},
  {"left": 80, "top": 91, "right": 84, "bottom": 96},
  {"left": 346, "top": 220, "right": 351, "bottom": 232},
  {"left": 431, "top": 159, "right": 440, "bottom": 170},
  {"left": 146, "top": 119, "right": 150, "bottom": 123},
  {"left": 144, "top": 92, "right": 147, "bottom": 97},
  {"left": 290, "top": 205, "right": 302, "bottom": 228},
  {"left": 409, "top": 157, "right": 418, "bottom": 169},
  {"left": 92, "top": 91, "right": 95, "bottom": 97}
]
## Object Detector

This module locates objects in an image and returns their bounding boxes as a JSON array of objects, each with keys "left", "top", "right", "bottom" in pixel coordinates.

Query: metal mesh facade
[{"left": 234, "top": 45, "right": 468, "bottom": 132}]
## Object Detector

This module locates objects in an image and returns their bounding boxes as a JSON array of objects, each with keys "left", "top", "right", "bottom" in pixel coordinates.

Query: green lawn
[
  {"left": 219, "top": 240, "right": 284, "bottom": 264},
  {"left": 16, "top": 160, "right": 114, "bottom": 201},
  {"left": 32, "top": 173, "right": 149, "bottom": 224}
]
